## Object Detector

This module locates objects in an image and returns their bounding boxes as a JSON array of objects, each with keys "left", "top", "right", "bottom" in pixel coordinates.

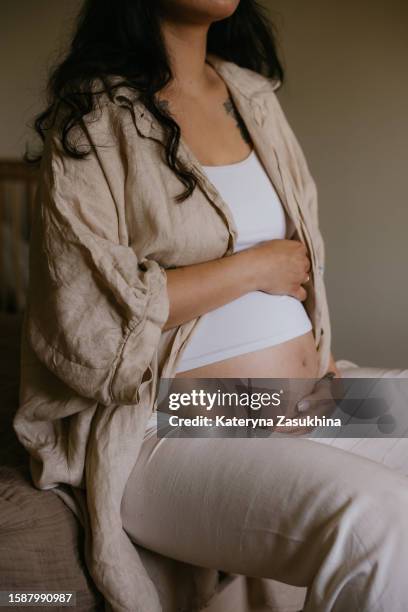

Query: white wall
[{"left": 1, "top": 0, "right": 407, "bottom": 367}]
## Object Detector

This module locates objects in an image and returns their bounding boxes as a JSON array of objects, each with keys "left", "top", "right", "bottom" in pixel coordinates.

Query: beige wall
[
  {"left": 1, "top": 0, "right": 407, "bottom": 367},
  {"left": 0, "top": 0, "right": 80, "bottom": 158},
  {"left": 263, "top": 0, "right": 408, "bottom": 368}
]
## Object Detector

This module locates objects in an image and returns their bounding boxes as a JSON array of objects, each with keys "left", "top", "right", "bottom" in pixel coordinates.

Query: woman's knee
[{"left": 333, "top": 465, "right": 408, "bottom": 563}]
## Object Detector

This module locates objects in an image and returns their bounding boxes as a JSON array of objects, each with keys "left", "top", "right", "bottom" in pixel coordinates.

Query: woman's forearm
[
  {"left": 163, "top": 239, "right": 311, "bottom": 331},
  {"left": 163, "top": 249, "right": 255, "bottom": 330}
]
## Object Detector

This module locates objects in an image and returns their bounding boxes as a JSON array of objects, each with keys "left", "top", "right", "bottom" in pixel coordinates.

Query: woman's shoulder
[
  {"left": 49, "top": 75, "right": 141, "bottom": 152},
  {"left": 79, "top": 75, "right": 141, "bottom": 124}
]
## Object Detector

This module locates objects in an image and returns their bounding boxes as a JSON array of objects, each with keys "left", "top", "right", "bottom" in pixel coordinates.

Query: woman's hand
[
  {"left": 274, "top": 362, "right": 346, "bottom": 436},
  {"left": 245, "top": 239, "right": 311, "bottom": 301},
  {"left": 164, "top": 238, "right": 310, "bottom": 329},
  {"left": 327, "top": 352, "right": 342, "bottom": 378},
  {"left": 273, "top": 374, "right": 339, "bottom": 436},
  {"left": 277, "top": 354, "right": 343, "bottom": 435}
]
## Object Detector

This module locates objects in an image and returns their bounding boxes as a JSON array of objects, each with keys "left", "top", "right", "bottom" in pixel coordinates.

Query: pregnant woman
[{"left": 15, "top": 1, "right": 408, "bottom": 611}]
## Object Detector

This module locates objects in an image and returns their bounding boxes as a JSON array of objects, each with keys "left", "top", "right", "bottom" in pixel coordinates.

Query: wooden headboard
[{"left": 0, "top": 159, "right": 39, "bottom": 312}]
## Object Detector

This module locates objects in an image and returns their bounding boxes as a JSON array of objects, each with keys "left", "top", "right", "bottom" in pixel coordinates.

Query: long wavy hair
[{"left": 27, "top": 0, "right": 284, "bottom": 202}]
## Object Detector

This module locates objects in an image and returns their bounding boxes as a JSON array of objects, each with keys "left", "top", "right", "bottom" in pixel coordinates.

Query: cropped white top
[
  {"left": 143, "top": 149, "right": 313, "bottom": 437},
  {"left": 174, "top": 148, "right": 312, "bottom": 374}
]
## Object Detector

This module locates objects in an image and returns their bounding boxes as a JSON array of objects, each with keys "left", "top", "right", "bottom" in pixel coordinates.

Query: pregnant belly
[
  {"left": 174, "top": 291, "right": 319, "bottom": 380},
  {"left": 175, "top": 329, "right": 319, "bottom": 379}
]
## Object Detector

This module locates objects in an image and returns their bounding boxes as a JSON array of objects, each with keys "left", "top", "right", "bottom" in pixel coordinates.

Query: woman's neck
[{"left": 159, "top": 19, "right": 212, "bottom": 97}]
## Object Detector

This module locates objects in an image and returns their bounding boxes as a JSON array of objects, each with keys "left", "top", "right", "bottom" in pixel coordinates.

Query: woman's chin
[
  {"left": 160, "top": 0, "right": 240, "bottom": 24},
  {"left": 208, "top": 0, "right": 240, "bottom": 20}
]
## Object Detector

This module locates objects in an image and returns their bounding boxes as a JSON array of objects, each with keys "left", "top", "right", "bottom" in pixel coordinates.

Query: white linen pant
[{"left": 121, "top": 361, "right": 408, "bottom": 612}]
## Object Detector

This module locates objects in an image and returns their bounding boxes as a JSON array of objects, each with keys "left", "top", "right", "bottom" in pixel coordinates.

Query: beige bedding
[
  {"left": 0, "top": 314, "right": 224, "bottom": 612},
  {"left": 0, "top": 314, "right": 103, "bottom": 610}
]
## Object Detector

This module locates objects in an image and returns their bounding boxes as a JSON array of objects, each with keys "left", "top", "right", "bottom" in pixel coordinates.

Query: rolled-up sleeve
[{"left": 27, "top": 102, "right": 169, "bottom": 406}]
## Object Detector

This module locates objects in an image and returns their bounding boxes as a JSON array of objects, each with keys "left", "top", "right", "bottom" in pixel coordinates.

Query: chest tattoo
[{"left": 223, "top": 97, "right": 252, "bottom": 145}]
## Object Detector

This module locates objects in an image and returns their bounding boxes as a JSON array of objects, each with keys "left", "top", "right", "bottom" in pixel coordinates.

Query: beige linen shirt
[{"left": 14, "top": 53, "right": 331, "bottom": 611}]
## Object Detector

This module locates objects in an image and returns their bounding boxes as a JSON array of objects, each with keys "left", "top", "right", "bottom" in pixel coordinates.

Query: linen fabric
[{"left": 13, "top": 53, "right": 331, "bottom": 612}]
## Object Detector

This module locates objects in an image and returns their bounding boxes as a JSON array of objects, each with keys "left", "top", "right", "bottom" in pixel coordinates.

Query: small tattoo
[
  {"left": 157, "top": 99, "right": 170, "bottom": 113},
  {"left": 223, "top": 98, "right": 252, "bottom": 145}
]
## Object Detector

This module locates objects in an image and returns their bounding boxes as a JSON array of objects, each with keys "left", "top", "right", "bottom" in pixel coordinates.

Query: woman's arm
[
  {"left": 163, "top": 238, "right": 311, "bottom": 330},
  {"left": 27, "top": 106, "right": 171, "bottom": 407}
]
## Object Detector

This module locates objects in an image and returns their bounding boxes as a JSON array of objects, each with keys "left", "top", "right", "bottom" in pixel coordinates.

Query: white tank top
[
  {"left": 174, "top": 148, "right": 312, "bottom": 374},
  {"left": 144, "top": 149, "right": 313, "bottom": 436}
]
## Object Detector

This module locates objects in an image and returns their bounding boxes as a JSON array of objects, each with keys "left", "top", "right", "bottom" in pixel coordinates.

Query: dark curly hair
[{"left": 27, "top": 0, "right": 284, "bottom": 202}]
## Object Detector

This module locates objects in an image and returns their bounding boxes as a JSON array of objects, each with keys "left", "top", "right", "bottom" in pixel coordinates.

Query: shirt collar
[
  {"left": 110, "top": 54, "right": 279, "bottom": 138},
  {"left": 205, "top": 52, "right": 281, "bottom": 101}
]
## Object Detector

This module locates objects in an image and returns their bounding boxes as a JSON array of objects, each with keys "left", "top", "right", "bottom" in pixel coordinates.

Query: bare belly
[{"left": 175, "top": 330, "right": 319, "bottom": 380}]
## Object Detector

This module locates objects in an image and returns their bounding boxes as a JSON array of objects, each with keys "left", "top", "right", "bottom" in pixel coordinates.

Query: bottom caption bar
[{"left": 0, "top": 593, "right": 76, "bottom": 607}]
